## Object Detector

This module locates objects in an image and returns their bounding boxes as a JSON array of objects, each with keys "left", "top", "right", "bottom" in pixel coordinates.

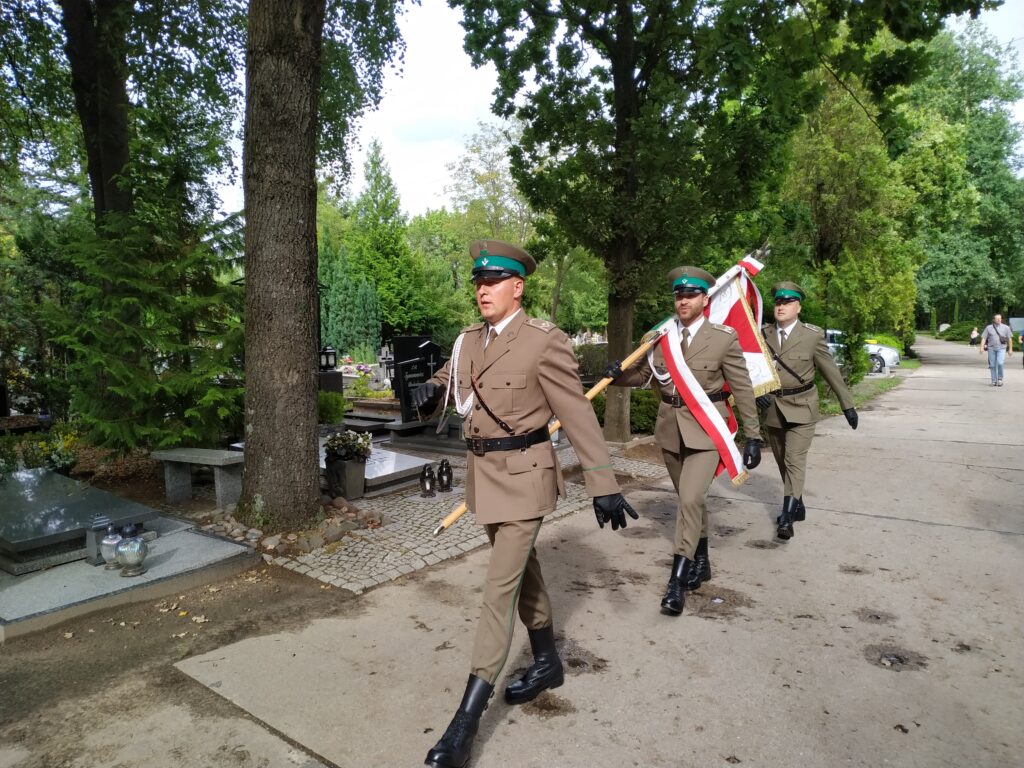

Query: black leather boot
[
  {"left": 504, "top": 625, "right": 564, "bottom": 704},
  {"left": 660, "top": 554, "right": 690, "bottom": 615},
  {"left": 424, "top": 674, "right": 494, "bottom": 768},
  {"left": 776, "top": 495, "right": 792, "bottom": 525},
  {"left": 776, "top": 496, "right": 796, "bottom": 540},
  {"left": 793, "top": 497, "right": 806, "bottom": 522},
  {"left": 684, "top": 537, "right": 711, "bottom": 590}
]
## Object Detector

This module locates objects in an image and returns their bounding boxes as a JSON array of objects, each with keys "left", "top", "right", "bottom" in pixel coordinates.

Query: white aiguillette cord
[{"left": 435, "top": 331, "right": 474, "bottom": 434}]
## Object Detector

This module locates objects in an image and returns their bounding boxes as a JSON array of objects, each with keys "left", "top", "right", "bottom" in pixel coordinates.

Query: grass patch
[
  {"left": 900, "top": 358, "right": 922, "bottom": 370},
  {"left": 820, "top": 375, "right": 905, "bottom": 415}
]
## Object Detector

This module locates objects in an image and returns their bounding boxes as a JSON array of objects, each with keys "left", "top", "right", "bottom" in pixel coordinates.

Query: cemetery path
[{"left": 1, "top": 336, "right": 1022, "bottom": 768}]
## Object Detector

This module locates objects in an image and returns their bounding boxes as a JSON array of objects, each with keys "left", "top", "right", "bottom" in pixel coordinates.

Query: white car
[{"left": 826, "top": 330, "right": 900, "bottom": 373}]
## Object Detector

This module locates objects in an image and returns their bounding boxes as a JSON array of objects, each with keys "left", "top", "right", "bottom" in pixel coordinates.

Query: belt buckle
[
  {"left": 672, "top": 394, "right": 683, "bottom": 408},
  {"left": 469, "top": 437, "right": 486, "bottom": 456}
]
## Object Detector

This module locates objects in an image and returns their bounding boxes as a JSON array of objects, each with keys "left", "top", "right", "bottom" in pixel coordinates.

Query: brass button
[
  {"left": 475, "top": 405, "right": 481, "bottom": 411},
  {"left": 506, "top": 381, "right": 511, "bottom": 385},
  {"left": 473, "top": 427, "right": 479, "bottom": 433},
  {"left": 532, "top": 462, "right": 537, "bottom": 467}
]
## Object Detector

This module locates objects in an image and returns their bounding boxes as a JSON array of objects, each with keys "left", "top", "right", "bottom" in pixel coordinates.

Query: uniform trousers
[
  {"left": 470, "top": 518, "right": 552, "bottom": 684},
  {"left": 766, "top": 420, "right": 817, "bottom": 498},
  {"left": 661, "top": 446, "right": 720, "bottom": 558}
]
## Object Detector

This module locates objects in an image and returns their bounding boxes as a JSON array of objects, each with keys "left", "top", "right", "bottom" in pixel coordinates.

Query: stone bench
[{"left": 150, "top": 448, "right": 244, "bottom": 510}]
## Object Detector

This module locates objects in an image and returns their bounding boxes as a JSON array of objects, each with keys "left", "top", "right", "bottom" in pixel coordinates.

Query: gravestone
[
  {"left": 0, "top": 468, "right": 157, "bottom": 574},
  {"left": 392, "top": 336, "right": 445, "bottom": 423}
]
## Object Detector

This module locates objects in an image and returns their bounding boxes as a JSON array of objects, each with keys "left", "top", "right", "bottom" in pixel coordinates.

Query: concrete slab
[
  {"left": 176, "top": 337, "right": 1024, "bottom": 767},
  {"left": 0, "top": 517, "right": 257, "bottom": 642}
]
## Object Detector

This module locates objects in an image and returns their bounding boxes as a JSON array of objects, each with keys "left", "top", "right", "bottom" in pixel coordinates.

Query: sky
[{"left": 221, "top": 0, "right": 1024, "bottom": 218}]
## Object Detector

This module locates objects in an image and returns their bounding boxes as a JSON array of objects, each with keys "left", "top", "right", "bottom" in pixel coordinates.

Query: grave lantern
[
  {"left": 319, "top": 345, "right": 337, "bottom": 371},
  {"left": 437, "top": 459, "right": 453, "bottom": 492},
  {"left": 419, "top": 464, "right": 436, "bottom": 497}
]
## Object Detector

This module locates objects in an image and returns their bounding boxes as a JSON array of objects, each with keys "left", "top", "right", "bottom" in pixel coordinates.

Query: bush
[
  {"left": 937, "top": 320, "right": 983, "bottom": 343},
  {"left": 318, "top": 391, "right": 350, "bottom": 424},
  {"left": 590, "top": 388, "right": 660, "bottom": 434}
]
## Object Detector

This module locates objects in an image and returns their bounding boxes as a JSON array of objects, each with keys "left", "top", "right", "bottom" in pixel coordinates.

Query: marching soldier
[
  {"left": 605, "top": 267, "right": 762, "bottom": 616},
  {"left": 411, "top": 239, "right": 636, "bottom": 768},
  {"left": 758, "top": 282, "right": 858, "bottom": 540}
]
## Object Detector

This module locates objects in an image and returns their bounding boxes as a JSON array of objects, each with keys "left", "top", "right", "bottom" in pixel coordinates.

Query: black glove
[
  {"left": 593, "top": 493, "right": 638, "bottom": 531},
  {"left": 412, "top": 381, "right": 441, "bottom": 411},
  {"left": 742, "top": 439, "right": 762, "bottom": 470},
  {"left": 603, "top": 360, "right": 623, "bottom": 380},
  {"left": 843, "top": 407, "right": 858, "bottom": 430},
  {"left": 755, "top": 393, "right": 775, "bottom": 410}
]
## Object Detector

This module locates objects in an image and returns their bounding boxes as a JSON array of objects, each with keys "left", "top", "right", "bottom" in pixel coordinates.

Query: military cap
[
  {"left": 772, "top": 281, "right": 806, "bottom": 301},
  {"left": 470, "top": 239, "right": 536, "bottom": 281},
  {"left": 668, "top": 266, "right": 715, "bottom": 295}
]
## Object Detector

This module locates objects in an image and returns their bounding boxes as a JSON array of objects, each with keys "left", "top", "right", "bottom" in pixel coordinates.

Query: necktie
[
  {"left": 486, "top": 327, "right": 497, "bottom": 348},
  {"left": 681, "top": 328, "right": 690, "bottom": 355},
  {"left": 779, "top": 329, "right": 787, "bottom": 348}
]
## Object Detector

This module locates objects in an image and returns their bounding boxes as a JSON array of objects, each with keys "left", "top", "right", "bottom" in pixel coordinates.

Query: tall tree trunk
[
  {"left": 59, "top": 0, "right": 133, "bottom": 222},
  {"left": 238, "top": 0, "right": 326, "bottom": 529},
  {"left": 602, "top": 293, "right": 634, "bottom": 442}
]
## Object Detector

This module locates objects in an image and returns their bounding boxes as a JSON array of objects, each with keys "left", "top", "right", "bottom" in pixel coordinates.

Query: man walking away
[{"left": 981, "top": 314, "right": 1013, "bottom": 387}]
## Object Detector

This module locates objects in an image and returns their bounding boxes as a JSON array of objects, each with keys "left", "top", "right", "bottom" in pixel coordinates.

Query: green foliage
[
  {"left": 318, "top": 391, "right": 350, "bottom": 424},
  {"left": 56, "top": 214, "right": 244, "bottom": 451},
  {"left": 590, "top": 389, "right": 659, "bottom": 435},
  {"left": 936, "top": 320, "right": 984, "bottom": 342},
  {"left": 347, "top": 343, "right": 378, "bottom": 365},
  {"left": 319, "top": 227, "right": 381, "bottom": 357},
  {"left": 0, "top": 435, "right": 19, "bottom": 474}
]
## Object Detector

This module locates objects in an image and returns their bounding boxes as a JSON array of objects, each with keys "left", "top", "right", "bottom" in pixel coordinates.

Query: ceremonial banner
[
  {"left": 649, "top": 317, "right": 747, "bottom": 485},
  {"left": 707, "top": 252, "right": 780, "bottom": 397}
]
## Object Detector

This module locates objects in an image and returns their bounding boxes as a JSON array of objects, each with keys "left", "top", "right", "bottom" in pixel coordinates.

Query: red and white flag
[
  {"left": 647, "top": 248, "right": 778, "bottom": 485},
  {"left": 707, "top": 251, "right": 780, "bottom": 397}
]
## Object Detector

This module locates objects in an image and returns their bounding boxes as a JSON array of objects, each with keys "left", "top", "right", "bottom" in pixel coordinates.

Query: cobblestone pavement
[{"left": 263, "top": 443, "right": 665, "bottom": 594}]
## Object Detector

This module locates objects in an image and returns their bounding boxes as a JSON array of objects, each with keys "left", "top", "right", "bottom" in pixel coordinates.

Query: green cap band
[
  {"left": 774, "top": 289, "right": 802, "bottom": 300},
  {"left": 673, "top": 276, "right": 709, "bottom": 292},
  {"left": 473, "top": 254, "right": 526, "bottom": 276}
]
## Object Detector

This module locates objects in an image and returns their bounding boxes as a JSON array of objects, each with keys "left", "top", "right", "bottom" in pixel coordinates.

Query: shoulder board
[
  {"left": 711, "top": 323, "right": 735, "bottom": 334},
  {"left": 802, "top": 322, "right": 823, "bottom": 333},
  {"left": 460, "top": 322, "right": 485, "bottom": 334},
  {"left": 525, "top": 318, "right": 557, "bottom": 333}
]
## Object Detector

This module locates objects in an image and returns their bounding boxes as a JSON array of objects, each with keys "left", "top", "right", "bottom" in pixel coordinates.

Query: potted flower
[
  {"left": 46, "top": 431, "right": 79, "bottom": 476},
  {"left": 323, "top": 429, "right": 371, "bottom": 499}
]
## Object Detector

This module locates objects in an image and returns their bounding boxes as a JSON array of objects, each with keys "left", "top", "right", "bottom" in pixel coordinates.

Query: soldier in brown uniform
[
  {"left": 759, "top": 282, "right": 858, "bottom": 540},
  {"left": 605, "top": 267, "right": 762, "bottom": 616},
  {"left": 412, "top": 239, "right": 636, "bottom": 768}
]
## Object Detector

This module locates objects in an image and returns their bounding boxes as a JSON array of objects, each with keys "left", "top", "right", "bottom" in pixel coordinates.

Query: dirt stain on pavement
[
  {"left": 686, "top": 586, "right": 755, "bottom": 619},
  {"left": 840, "top": 564, "right": 873, "bottom": 575},
  {"left": 746, "top": 539, "right": 780, "bottom": 550},
  {"left": 521, "top": 691, "right": 577, "bottom": 719},
  {"left": 864, "top": 644, "right": 928, "bottom": 671},
  {"left": 414, "top": 577, "right": 472, "bottom": 607},
  {"left": 566, "top": 568, "right": 650, "bottom": 594},
  {"left": 855, "top": 608, "right": 897, "bottom": 625},
  {"left": 714, "top": 525, "right": 744, "bottom": 537}
]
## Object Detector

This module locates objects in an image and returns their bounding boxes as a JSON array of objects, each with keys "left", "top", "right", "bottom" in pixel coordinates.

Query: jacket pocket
[
  {"left": 506, "top": 448, "right": 558, "bottom": 512},
  {"left": 489, "top": 372, "right": 527, "bottom": 414}
]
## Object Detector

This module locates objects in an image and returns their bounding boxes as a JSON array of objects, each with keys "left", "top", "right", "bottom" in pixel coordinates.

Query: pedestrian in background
[
  {"left": 970, "top": 327, "right": 980, "bottom": 350},
  {"left": 981, "top": 314, "right": 1013, "bottom": 386}
]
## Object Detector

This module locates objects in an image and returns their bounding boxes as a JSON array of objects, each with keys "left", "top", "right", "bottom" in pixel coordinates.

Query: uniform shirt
[
  {"left": 982, "top": 323, "right": 1012, "bottom": 350},
  {"left": 426, "top": 311, "right": 619, "bottom": 524},
  {"left": 762, "top": 321, "right": 853, "bottom": 426},
  {"left": 487, "top": 308, "right": 521, "bottom": 344}
]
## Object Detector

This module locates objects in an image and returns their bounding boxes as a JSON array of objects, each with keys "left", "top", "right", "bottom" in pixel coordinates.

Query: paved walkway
[
  {"left": 264, "top": 444, "right": 666, "bottom": 593},
  {"left": 176, "top": 336, "right": 1023, "bottom": 768}
]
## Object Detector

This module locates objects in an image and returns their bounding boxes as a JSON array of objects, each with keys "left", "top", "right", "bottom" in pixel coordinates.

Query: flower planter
[{"left": 325, "top": 458, "right": 366, "bottom": 500}]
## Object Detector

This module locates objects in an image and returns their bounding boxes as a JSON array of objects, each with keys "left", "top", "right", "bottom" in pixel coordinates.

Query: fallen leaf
[
  {"left": 63, "top": 632, "right": 74, "bottom": 639},
  {"left": 178, "top": 610, "right": 188, "bottom": 617},
  {"left": 170, "top": 632, "right": 188, "bottom": 638},
  {"left": 118, "top": 621, "right": 126, "bottom": 627},
  {"left": 191, "top": 615, "right": 208, "bottom": 624}
]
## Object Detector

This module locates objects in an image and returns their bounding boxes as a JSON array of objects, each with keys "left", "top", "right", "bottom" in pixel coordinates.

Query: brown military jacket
[
  {"left": 428, "top": 310, "right": 619, "bottom": 524},
  {"left": 761, "top": 321, "right": 854, "bottom": 426},
  {"left": 614, "top": 320, "right": 761, "bottom": 453}
]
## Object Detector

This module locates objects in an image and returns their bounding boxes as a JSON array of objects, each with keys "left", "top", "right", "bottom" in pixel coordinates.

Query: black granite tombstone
[
  {"left": 0, "top": 468, "right": 157, "bottom": 574},
  {"left": 392, "top": 336, "right": 445, "bottom": 423}
]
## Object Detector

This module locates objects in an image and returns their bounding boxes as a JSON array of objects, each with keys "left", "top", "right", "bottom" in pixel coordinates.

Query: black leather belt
[
  {"left": 661, "top": 391, "right": 727, "bottom": 408},
  {"left": 779, "top": 382, "right": 815, "bottom": 397},
  {"left": 466, "top": 426, "right": 549, "bottom": 456}
]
